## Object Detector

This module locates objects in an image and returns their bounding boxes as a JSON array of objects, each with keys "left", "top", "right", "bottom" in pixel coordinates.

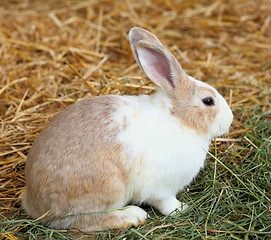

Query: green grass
[{"left": 1, "top": 108, "right": 270, "bottom": 239}]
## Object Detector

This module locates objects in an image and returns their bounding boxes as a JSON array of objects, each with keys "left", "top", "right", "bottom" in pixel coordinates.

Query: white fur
[
  {"left": 113, "top": 89, "right": 210, "bottom": 214},
  {"left": 210, "top": 94, "right": 233, "bottom": 138}
]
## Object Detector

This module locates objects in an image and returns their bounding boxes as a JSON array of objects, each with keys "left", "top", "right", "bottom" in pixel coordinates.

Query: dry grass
[{"left": 0, "top": 0, "right": 270, "bottom": 239}]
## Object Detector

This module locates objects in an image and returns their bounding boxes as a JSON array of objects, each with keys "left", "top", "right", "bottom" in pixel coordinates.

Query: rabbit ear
[
  {"left": 129, "top": 27, "right": 186, "bottom": 93},
  {"left": 129, "top": 27, "right": 164, "bottom": 70}
]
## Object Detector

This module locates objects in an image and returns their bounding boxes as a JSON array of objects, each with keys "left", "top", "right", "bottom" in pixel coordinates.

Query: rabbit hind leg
[{"left": 71, "top": 205, "right": 148, "bottom": 232}]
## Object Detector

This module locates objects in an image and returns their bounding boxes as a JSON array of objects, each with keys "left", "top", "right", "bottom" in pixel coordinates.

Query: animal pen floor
[{"left": 0, "top": 0, "right": 270, "bottom": 239}]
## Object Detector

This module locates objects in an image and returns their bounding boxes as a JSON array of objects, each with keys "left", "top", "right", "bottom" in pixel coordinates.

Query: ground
[{"left": 0, "top": 0, "right": 270, "bottom": 239}]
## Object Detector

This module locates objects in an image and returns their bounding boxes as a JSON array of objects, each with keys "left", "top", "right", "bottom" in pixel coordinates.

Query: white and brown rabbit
[{"left": 22, "top": 27, "right": 233, "bottom": 231}]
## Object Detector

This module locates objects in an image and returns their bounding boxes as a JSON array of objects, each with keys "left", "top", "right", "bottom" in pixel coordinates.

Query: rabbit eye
[{"left": 202, "top": 97, "right": 214, "bottom": 106}]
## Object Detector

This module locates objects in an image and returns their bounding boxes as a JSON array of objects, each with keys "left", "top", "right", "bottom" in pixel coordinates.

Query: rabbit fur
[{"left": 22, "top": 27, "right": 233, "bottom": 231}]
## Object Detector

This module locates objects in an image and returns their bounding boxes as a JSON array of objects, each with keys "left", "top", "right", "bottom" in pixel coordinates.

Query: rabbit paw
[
  {"left": 151, "top": 197, "right": 188, "bottom": 216},
  {"left": 105, "top": 205, "right": 148, "bottom": 229}
]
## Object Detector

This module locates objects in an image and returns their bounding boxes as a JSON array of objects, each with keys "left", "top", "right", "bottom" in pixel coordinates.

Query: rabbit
[{"left": 22, "top": 27, "right": 233, "bottom": 232}]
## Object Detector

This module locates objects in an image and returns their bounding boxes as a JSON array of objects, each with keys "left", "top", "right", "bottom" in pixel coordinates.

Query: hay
[{"left": 0, "top": 0, "right": 270, "bottom": 237}]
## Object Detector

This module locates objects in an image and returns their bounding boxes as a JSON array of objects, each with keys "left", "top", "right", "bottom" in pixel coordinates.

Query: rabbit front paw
[{"left": 150, "top": 197, "right": 188, "bottom": 216}]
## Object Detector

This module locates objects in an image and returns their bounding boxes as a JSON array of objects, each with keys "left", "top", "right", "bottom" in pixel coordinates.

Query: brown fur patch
[
  {"left": 22, "top": 95, "right": 131, "bottom": 230},
  {"left": 171, "top": 75, "right": 218, "bottom": 135},
  {"left": 122, "top": 116, "right": 127, "bottom": 130}
]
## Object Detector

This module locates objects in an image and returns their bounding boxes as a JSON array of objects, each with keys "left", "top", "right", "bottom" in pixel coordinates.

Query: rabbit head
[{"left": 129, "top": 27, "right": 233, "bottom": 139}]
